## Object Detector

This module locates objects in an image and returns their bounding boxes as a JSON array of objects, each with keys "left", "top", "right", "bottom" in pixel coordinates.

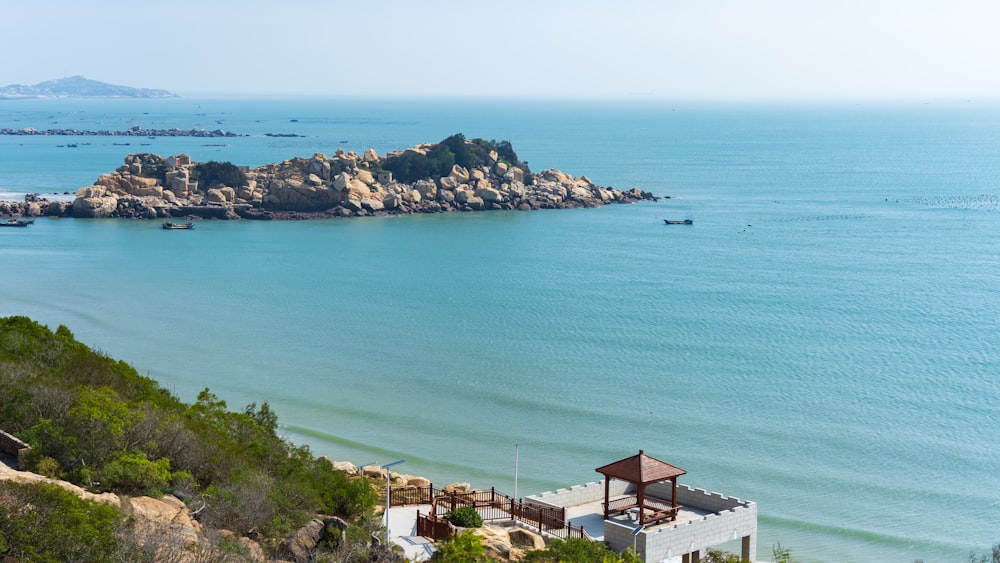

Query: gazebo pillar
[
  {"left": 603, "top": 477, "right": 610, "bottom": 519},
  {"left": 637, "top": 482, "right": 646, "bottom": 523},
  {"left": 672, "top": 476, "right": 678, "bottom": 508}
]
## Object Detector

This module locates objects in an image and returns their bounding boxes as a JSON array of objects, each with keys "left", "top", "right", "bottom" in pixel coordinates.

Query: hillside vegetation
[{"left": 0, "top": 316, "right": 389, "bottom": 561}]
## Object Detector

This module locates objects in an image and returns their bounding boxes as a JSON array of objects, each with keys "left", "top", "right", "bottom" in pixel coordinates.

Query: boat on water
[
  {"left": 664, "top": 219, "right": 693, "bottom": 225},
  {"left": 162, "top": 222, "right": 195, "bottom": 230},
  {"left": 0, "top": 218, "right": 34, "bottom": 227}
]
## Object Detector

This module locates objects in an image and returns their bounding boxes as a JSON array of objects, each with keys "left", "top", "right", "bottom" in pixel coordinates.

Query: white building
[{"left": 526, "top": 450, "right": 757, "bottom": 562}]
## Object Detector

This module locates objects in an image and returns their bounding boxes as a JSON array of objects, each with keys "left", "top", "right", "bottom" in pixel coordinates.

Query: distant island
[
  {"left": 0, "top": 76, "right": 177, "bottom": 99},
  {"left": 0, "top": 134, "right": 657, "bottom": 220}
]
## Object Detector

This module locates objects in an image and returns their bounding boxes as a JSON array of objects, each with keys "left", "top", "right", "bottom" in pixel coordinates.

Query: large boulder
[
  {"left": 361, "top": 197, "right": 384, "bottom": 212},
  {"left": 346, "top": 179, "right": 371, "bottom": 199},
  {"left": 332, "top": 172, "right": 351, "bottom": 191},
  {"left": 449, "top": 164, "right": 470, "bottom": 183},
  {"left": 206, "top": 188, "right": 228, "bottom": 204},
  {"left": 439, "top": 176, "right": 459, "bottom": 190},
  {"left": 476, "top": 187, "right": 502, "bottom": 203},
  {"left": 76, "top": 186, "right": 106, "bottom": 198},
  {"left": 414, "top": 179, "right": 437, "bottom": 200},
  {"left": 509, "top": 528, "right": 546, "bottom": 550},
  {"left": 278, "top": 518, "right": 324, "bottom": 561},
  {"left": 127, "top": 495, "right": 202, "bottom": 547},
  {"left": 72, "top": 196, "right": 118, "bottom": 218},
  {"left": 355, "top": 168, "right": 375, "bottom": 186}
]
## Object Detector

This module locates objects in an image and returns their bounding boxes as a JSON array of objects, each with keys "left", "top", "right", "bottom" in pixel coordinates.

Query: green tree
[{"left": 192, "top": 160, "right": 247, "bottom": 188}]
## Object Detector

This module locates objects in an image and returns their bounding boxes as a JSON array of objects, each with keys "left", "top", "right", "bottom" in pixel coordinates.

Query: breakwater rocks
[
  {"left": 0, "top": 125, "right": 239, "bottom": 137},
  {"left": 3, "top": 142, "right": 657, "bottom": 220}
]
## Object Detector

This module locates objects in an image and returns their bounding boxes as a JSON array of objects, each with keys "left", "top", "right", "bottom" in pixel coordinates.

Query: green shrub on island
[
  {"left": 0, "top": 315, "right": 377, "bottom": 542},
  {"left": 443, "top": 505, "right": 483, "bottom": 528},
  {"left": 376, "top": 133, "right": 533, "bottom": 184}
]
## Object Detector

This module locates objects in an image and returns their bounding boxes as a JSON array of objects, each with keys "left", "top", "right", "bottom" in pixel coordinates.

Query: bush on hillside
[
  {"left": 0, "top": 480, "right": 120, "bottom": 563},
  {"left": 0, "top": 315, "right": 377, "bottom": 541},
  {"left": 443, "top": 505, "right": 483, "bottom": 528},
  {"left": 523, "top": 537, "right": 642, "bottom": 563}
]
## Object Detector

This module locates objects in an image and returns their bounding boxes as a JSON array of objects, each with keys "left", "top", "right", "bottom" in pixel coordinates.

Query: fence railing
[
  {"left": 416, "top": 510, "right": 456, "bottom": 541},
  {"left": 392, "top": 484, "right": 574, "bottom": 538}
]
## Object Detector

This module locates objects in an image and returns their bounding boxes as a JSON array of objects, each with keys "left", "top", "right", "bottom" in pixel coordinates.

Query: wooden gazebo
[{"left": 596, "top": 449, "right": 686, "bottom": 526}]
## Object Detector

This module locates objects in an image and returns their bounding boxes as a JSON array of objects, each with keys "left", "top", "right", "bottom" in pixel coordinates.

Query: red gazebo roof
[{"left": 595, "top": 449, "right": 686, "bottom": 484}]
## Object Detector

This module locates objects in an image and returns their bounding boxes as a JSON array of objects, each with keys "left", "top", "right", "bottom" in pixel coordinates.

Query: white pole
[
  {"left": 381, "top": 459, "right": 405, "bottom": 545},
  {"left": 514, "top": 443, "right": 519, "bottom": 501}
]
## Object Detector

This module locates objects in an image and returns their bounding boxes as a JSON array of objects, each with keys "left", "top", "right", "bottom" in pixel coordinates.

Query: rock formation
[{"left": 2, "top": 140, "right": 658, "bottom": 220}]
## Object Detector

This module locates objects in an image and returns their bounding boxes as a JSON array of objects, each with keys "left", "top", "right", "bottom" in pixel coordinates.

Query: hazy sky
[{"left": 4, "top": 0, "right": 999, "bottom": 100}]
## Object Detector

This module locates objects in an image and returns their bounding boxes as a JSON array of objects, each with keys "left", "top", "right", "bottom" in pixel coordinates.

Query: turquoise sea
[{"left": 1, "top": 98, "right": 998, "bottom": 562}]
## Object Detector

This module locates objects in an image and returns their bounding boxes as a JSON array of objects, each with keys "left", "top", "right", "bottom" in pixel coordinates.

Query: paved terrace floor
[
  {"left": 386, "top": 505, "right": 435, "bottom": 561},
  {"left": 564, "top": 497, "right": 713, "bottom": 541}
]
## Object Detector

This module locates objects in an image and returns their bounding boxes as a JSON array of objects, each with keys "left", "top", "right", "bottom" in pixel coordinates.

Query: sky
[{"left": 3, "top": 0, "right": 999, "bottom": 100}]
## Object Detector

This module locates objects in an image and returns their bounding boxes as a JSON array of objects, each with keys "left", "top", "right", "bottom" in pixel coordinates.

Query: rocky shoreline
[{"left": 1, "top": 139, "right": 657, "bottom": 220}]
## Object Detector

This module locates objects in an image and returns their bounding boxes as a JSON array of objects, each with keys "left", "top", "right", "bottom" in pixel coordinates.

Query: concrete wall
[
  {"left": 605, "top": 485, "right": 758, "bottom": 563},
  {"left": 526, "top": 479, "right": 632, "bottom": 508},
  {"left": 0, "top": 429, "right": 31, "bottom": 467}
]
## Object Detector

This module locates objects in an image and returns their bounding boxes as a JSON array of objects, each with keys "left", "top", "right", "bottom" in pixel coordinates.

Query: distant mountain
[{"left": 0, "top": 76, "right": 177, "bottom": 99}]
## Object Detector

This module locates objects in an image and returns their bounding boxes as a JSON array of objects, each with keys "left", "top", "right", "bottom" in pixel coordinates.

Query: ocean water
[{"left": 1, "top": 98, "right": 998, "bottom": 562}]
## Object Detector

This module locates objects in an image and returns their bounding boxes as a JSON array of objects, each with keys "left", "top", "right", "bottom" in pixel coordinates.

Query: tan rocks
[
  {"left": 278, "top": 518, "right": 325, "bottom": 560},
  {"left": 128, "top": 494, "right": 202, "bottom": 547},
  {"left": 509, "top": 527, "right": 547, "bottom": 550},
  {"left": 16, "top": 148, "right": 657, "bottom": 221},
  {"left": 346, "top": 179, "right": 371, "bottom": 199},
  {"left": 72, "top": 195, "right": 118, "bottom": 218},
  {"left": 406, "top": 476, "right": 431, "bottom": 487},
  {"left": 206, "top": 188, "right": 228, "bottom": 204},
  {"left": 476, "top": 186, "right": 502, "bottom": 203},
  {"left": 0, "top": 461, "right": 120, "bottom": 506},
  {"left": 76, "top": 185, "right": 106, "bottom": 198},
  {"left": 450, "top": 164, "right": 470, "bottom": 183},
  {"left": 355, "top": 168, "right": 375, "bottom": 186}
]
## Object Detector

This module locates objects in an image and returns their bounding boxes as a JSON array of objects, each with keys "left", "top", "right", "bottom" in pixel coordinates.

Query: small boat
[
  {"left": 0, "top": 218, "right": 33, "bottom": 227},
  {"left": 664, "top": 219, "right": 693, "bottom": 225},
  {"left": 162, "top": 222, "right": 195, "bottom": 230}
]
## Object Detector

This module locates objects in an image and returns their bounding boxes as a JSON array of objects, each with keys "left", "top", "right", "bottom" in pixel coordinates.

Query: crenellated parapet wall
[
  {"left": 531, "top": 480, "right": 757, "bottom": 562},
  {"left": 526, "top": 479, "right": 631, "bottom": 509}
]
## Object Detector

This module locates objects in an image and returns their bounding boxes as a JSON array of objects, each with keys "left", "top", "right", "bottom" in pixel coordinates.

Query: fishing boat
[
  {"left": 162, "top": 222, "right": 195, "bottom": 230},
  {"left": 0, "top": 218, "right": 33, "bottom": 227},
  {"left": 664, "top": 219, "right": 693, "bottom": 225}
]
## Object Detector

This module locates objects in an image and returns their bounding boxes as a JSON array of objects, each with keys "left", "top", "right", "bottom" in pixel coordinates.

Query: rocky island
[{"left": 1, "top": 134, "right": 657, "bottom": 220}]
